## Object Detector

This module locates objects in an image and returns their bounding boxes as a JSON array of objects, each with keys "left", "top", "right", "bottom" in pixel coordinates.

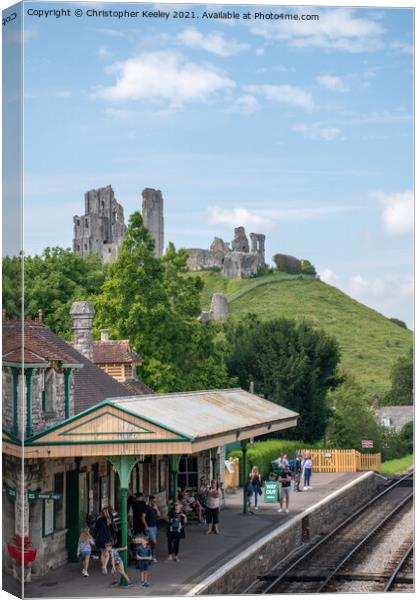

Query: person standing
[
  {"left": 132, "top": 492, "right": 147, "bottom": 535},
  {"left": 77, "top": 527, "right": 95, "bottom": 577},
  {"left": 303, "top": 452, "right": 313, "bottom": 490},
  {"left": 145, "top": 495, "right": 161, "bottom": 562},
  {"left": 250, "top": 466, "right": 262, "bottom": 511},
  {"left": 136, "top": 536, "right": 153, "bottom": 588},
  {"left": 294, "top": 452, "right": 303, "bottom": 492},
  {"left": 95, "top": 508, "right": 114, "bottom": 574},
  {"left": 205, "top": 479, "right": 222, "bottom": 534},
  {"left": 278, "top": 466, "right": 292, "bottom": 513},
  {"left": 166, "top": 501, "right": 187, "bottom": 562}
]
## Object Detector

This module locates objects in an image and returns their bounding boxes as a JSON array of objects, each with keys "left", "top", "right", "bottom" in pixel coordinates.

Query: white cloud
[
  {"left": 177, "top": 28, "right": 249, "bottom": 56},
  {"left": 347, "top": 273, "right": 413, "bottom": 322},
  {"left": 371, "top": 190, "right": 414, "bottom": 236},
  {"left": 228, "top": 95, "right": 259, "bottom": 115},
  {"left": 98, "top": 47, "right": 113, "bottom": 59},
  {"left": 250, "top": 8, "right": 385, "bottom": 53},
  {"left": 208, "top": 206, "right": 269, "bottom": 230},
  {"left": 316, "top": 75, "right": 349, "bottom": 93},
  {"left": 293, "top": 122, "right": 341, "bottom": 141},
  {"left": 245, "top": 84, "right": 315, "bottom": 111},
  {"left": 320, "top": 268, "right": 339, "bottom": 285},
  {"left": 391, "top": 40, "right": 413, "bottom": 54},
  {"left": 92, "top": 51, "right": 235, "bottom": 108},
  {"left": 256, "top": 47, "right": 265, "bottom": 56}
]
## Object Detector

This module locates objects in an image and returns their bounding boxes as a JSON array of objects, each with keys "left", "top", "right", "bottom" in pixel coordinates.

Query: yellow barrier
[
  {"left": 298, "top": 449, "right": 381, "bottom": 473},
  {"left": 224, "top": 457, "right": 240, "bottom": 488}
]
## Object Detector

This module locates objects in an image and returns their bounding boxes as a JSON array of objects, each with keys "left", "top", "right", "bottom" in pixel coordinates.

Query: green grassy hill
[{"left": 197, "top": 271, "right": 412, "bottom": 397}]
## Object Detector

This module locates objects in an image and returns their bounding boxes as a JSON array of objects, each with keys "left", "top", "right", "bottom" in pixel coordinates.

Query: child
[
  {"left": 136, "top": 536, "right": 153, "bottom": 587},
  {"left": 105, "top": 541, "right": 132, "bottom": 587},
  {"left": 77, "top": 527, "right": 95, "bottom": 577}
]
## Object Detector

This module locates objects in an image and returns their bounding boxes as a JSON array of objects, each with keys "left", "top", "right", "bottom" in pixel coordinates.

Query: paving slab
[{"left": 6, "top": 472, "right": 362, "bottom": 598}]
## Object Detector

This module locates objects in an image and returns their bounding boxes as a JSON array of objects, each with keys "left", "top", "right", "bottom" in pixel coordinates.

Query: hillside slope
[{"left": 197, "top": 272, "right": 412, "bottom": 397}]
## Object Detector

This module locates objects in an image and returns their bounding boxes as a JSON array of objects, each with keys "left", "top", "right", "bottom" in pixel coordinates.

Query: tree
[
  {"left": 95, "top": 212, "right": 234, "bottom": 392},
  {"left": 382, "top": 349, "right": 413, "bottom": 405},
  {"left": 3, "top": 248, "right": 107, "bottom": 338},
  {"left": 326, "top": 375, "right": 383, "bottom": 451},
  {"left": 225, "top": 315, "right": 340, "bottom": 442}
]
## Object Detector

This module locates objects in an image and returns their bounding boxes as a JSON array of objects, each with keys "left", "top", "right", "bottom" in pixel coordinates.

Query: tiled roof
[
  {"left": 93, "top": 340, "right": 143, "bottom": 365},
  {"left": 2, "top": 319, "right": 79, "bottom": 366},
  {"left": 2, "top": 318, "right": 151, "bottom": 413},
  {"left": 119, "top": 378, "right": 153, "bottom": 395}
]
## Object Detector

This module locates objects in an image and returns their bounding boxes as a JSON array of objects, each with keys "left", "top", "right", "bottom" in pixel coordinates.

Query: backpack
[
  {"left": 169, "top": 513, "right": 182, "bottom": 533},
  {"left": 288, "top": 459, "right": 296, "bottom": 475}
]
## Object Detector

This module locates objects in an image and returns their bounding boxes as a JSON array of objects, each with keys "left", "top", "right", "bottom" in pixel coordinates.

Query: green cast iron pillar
[
  {"left": 11, "top": 367, "right": 19, "bottom": 437},
  {"left": 241, "top": 440, "right": 248, "bottom": 514},
  {"left": 169, "top": 455, "right": 181, "bottom": 505},
  {"left": 63, "top": 368, "right": 73, "bottom": 419},
  {"left": 210, "top": 447, "right": 218, "bottom": 481},
  {"left": 25, "top": 368, "right": 34, "bottom": 439},
  {"left": 107, "top": 456, "right": 141, "bottom": 586}
]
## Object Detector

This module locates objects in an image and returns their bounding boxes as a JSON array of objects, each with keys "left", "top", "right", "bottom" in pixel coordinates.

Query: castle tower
[
  {"left": 142, "top": 188, "right": 164, "bottom": 258},
  {"left": 73, "top": 185, "right": 126, "bottom": 263}
]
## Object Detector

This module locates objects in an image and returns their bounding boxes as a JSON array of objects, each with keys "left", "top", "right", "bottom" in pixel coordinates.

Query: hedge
[{"left": 228, "top": 439, "right": 322, "bottom": 478}]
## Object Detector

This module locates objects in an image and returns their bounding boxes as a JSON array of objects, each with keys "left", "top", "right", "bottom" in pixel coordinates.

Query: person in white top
[
  {"left": 302, "top": 452, "right": 313, "bottom": 490},
  {"left": 205, "top": 480, "right": 222, "bottom": 535}
]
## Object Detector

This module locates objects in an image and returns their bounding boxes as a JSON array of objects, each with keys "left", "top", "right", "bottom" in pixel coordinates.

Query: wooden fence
[
  {"left": 224, "top": 450, "right": 381, "bottom": 487},
  {"left": 298, "top": 449, "right": 381, "bottom": 473}
]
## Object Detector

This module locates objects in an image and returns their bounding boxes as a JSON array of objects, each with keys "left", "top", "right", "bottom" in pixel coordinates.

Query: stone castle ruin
[
  {"left": 187, "top": 226, "right": 266, "bottom": 279},
  {"left": 73, "top": 186, "right": 164, "bottom": 262}
]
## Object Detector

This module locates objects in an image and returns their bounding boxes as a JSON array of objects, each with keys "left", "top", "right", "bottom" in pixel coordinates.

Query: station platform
[{"left": 15, "top": 472, "right": 372, "bottom": 598}]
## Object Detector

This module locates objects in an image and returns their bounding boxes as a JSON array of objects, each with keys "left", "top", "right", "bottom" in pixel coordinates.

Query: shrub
[
  {"left": 228, "top": 439, "right": 322, "bottom": 478},
  {"left": 300, "top": 259, "right": 317, "bottom": 276},
  {"left": 389, "top": 317, "right": 408, "bottom": 329}
]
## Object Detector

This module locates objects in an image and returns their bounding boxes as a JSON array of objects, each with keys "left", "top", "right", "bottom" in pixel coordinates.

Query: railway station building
[{"left": 2, "top": 309, "right": 298, "bottom": 580}]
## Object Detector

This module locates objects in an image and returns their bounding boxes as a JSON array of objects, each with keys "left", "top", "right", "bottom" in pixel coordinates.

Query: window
[
  {"left": 76, "top": 219, "right": 80, "bottom": 226},
  {"left": 178, "top": 456, "right": 198, "bottom": 489},
  {"left": 85, "top": 219, "right": 89, "bottom": 228},
  {"left": 382, "top": 417, "right": 392, "bottom": 427},
  {"left": 84, "top": 244, "right": 87, "bottom": 251}
]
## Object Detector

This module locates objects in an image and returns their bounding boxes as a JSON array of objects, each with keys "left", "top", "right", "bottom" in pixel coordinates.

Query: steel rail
[
  {"left": 383, "top": 541, "right": 414, "bottom": 592},
  {"left": 316, "top": 492, "right": 413, "bottom": 593},
  {"left": 254, "top": 471, "right": 413, "bottom": 595}
]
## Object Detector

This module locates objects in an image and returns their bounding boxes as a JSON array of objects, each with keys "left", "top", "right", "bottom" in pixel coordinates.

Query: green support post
[
  {"left": 107, "top": 456, "right": 141, "bottom": 586},
  {"left": 210, "top": 447, "right": 218, "bottom": 481},
  {"left": 63, "top": 369, "right": 73, "bottom": 419},
  {"left": 11, "top": 368, "right": 19, "bottom": 437},
  {"left": 169, "top": 455, "right": 181, "bottom": 505},
  {"left": 241, "top": 440, "right": 248, "bottom": 514},
  {"left": 25, "top": 368, "right": 34, "bottom": 439}
]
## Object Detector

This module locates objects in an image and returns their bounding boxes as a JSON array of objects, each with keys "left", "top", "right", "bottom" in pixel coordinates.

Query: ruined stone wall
[
  {"left": 142, "top": 188, "right": 165, "bottom": 257},
  {"left": 73, "top": 185, "right": 126, "bottom": 263}
]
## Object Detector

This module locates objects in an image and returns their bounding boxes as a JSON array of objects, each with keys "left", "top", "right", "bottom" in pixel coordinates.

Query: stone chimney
[
  {"left": 70, "top": 301, "right": 95, "bottom": 362},
  {"left": 101, "top": 329, "right": 110, "bottom": 342}
]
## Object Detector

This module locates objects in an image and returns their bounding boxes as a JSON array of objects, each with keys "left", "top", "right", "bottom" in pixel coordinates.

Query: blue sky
[{"left": 6, "top": 1, "right": 414, "bottom": 325}]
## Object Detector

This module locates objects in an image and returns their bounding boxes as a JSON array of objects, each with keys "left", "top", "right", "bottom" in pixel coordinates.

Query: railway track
[{"left": 245, "top": 472, "right": 413, "bottom": 594}]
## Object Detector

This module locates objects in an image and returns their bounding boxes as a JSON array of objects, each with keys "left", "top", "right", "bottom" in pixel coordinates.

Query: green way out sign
[{"left": 264, "top": 481, "right": 279, "bottom": 503}]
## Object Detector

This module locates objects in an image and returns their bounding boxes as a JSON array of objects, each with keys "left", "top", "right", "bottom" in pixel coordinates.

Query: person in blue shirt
[
  {"left": 136, "top": 537, "right": 153, "bottom": 587},
  {"left": 145, "top": 496, "right": 161, "bottom": 563}
]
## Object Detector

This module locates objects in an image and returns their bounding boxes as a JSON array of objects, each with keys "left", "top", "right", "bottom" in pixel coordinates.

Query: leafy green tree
[
  {"left": 326, "top": 375, "right": 383, "bottom": 450},
  {"left": 3, "top": 248, "right": 107, "bottom": 338},
  {"left": 382, "top": 349, "right": 413, "bottom": 405},
  {"left": 95, "top": 211, "right": 234, "bottom": 392},
  {"left": 225, "top": 315, "right": 340, "bottom": 442},
  {"left": 300, "top": 259, "right": 316, "bottom": 276}
]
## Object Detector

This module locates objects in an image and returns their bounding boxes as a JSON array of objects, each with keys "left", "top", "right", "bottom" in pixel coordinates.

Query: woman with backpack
[{"left": 166, "top": 500, "right": 187, "bottom": 562}]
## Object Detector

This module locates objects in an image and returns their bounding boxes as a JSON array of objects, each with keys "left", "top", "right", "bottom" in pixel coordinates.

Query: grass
[
  {"left": 380, "top": 454, "right": 413, "bottom": 476},
  {"left": 198, "top": 272, "right": 412, "bottom": 397}
]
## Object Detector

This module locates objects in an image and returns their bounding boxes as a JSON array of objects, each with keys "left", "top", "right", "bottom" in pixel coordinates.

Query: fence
[
  {"left": 224, "top": 457, "right": 240, "bottom": 488},
  {"left": 298, "top": 449, "right": 381, "bottom": 473}
]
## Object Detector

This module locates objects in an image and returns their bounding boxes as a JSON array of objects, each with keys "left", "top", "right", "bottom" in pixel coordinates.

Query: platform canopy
[{"left": 4, "top": 388, "right": 298, "bottom": 459}]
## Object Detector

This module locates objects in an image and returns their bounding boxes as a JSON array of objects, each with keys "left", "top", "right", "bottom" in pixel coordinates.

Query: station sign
[
  {"left": 3, "top": 487, "right": 16, "bottom": 497},
  {"left": 263, "top": 481, "right": 279, "bottom": 503},
  {"left": 28, "top": 491, "right": 63, "bottom": 501}
]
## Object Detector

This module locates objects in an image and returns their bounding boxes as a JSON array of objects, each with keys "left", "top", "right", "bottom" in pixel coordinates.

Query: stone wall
[{"left": 187, "top": 227, "right": 266, "bottom": 279}]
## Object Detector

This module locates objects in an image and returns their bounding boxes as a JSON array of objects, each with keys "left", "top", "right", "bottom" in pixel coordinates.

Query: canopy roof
[{"left": 3, "top": 388, "right": 298, "bottom": 459}]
